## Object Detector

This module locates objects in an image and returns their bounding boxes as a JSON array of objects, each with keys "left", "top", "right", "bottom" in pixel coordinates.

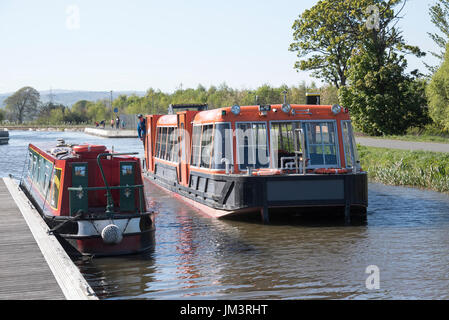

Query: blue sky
[{"left": 0, "top": 0, "right": 442, "bottom": 94}]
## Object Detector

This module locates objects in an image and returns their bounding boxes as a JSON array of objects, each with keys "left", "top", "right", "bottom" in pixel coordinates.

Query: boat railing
[
  {"left": 280, "top": 157, "right": 306, "bottom": 174},
  {"left": 67, "top": 184, "right": 146, "bottom": 216}
]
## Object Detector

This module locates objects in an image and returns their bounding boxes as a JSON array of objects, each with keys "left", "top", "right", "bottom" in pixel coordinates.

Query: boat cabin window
[
  {"left": 342, "top": 120, "right": 359, "bottom": 168},
  {"left": 200, "top": 125, "right": 214, "bottom": 168},
  {"left": 270, "top": 122, "right": 302, "bottom": 168},
  {"left": 27, "top": 150, "right": 55, "bottom": 196},
  {"left": 166, "top": 127, "right": 179, "bottom": 162},
  {"left": 304, "top": 122, "right": 338, "bottom": 167},
  {"left": 159, "top": 127, "right": 168, "bottom": 160},
  {"left": 42, "top": 161, "right": 53, "bottom": 193},
  {"left": 50, "top": 168, "right": 62, "bottom": 209},
  {"left": 191, "top": 125, "right": 202, "bottom": 167},
  {"left": 236, "top": 122, "right": 270, "bottom": 170},
  {"left": 155, "top": 127, "right": 162, "bottom": 158},
  {"left": 213, "top": 123, "right": 232, "bottom": 169},
  {"left": 191, "top": 123, "right": 233, "bottom": 169},
  {"left": 155, "top": 126, "right": 178, "bottom": 162}
]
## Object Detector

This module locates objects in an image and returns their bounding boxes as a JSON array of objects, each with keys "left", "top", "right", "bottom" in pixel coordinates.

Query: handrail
[{"left": 68, "top": 185, "right": 144, "bottom": 191}]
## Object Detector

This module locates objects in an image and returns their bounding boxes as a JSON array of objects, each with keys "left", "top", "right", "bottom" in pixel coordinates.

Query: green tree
[
  {"left": 289, "top": 0, "right": 370, "bottom": 88},
  {"left": 427, "top": 44, "right": 449, "bottom": 130},
  {"left": 338, "top": 0, "right": 427, "bottom": 135},
  {"left": 289, "top": 0, "right": 423, "bottom": 90},
  {"left": 341, "top": 50, "right": 429, "bottom": 135},
  {"left": 5, "top": 87, "right": 40, "bottom": 124},
  {"left": 71, "top": 100, "right": 89, "bottom": 116},
  {"left": 428, "top": 0, "right": 449, "bottom": 66}
]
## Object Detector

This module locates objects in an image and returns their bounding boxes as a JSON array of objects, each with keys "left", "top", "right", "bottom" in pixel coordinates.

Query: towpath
[{"left": 355, "top": 137, "right": 449, "bottom": 153}]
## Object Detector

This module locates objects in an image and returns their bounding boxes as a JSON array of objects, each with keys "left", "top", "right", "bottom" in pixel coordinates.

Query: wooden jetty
[{"left": 0, "top": 178, "right": 97, "bottom": 300}]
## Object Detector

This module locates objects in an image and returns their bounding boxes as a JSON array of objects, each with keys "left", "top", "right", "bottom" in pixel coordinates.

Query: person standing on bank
[{"left": 137, "top": 114, "right": 146, "bottom": 149}]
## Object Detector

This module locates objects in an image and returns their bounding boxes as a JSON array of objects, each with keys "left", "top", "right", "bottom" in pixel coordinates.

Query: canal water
[{"left": 2, "top": 130, "right": 449, "bottom": 299}]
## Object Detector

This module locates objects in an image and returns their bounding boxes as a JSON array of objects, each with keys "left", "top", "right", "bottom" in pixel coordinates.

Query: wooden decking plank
[{"left": 0, "top": 178, "right": 97, "bottom": 300}]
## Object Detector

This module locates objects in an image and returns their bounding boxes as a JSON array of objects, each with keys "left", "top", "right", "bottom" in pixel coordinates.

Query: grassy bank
[{"left": 358, "top": 145, "right": 449, "bottom": 193}]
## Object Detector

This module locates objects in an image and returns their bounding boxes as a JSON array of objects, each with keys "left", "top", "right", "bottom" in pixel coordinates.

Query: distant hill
[{"left": 0, "top": 89, "right": 146, "bottom": 108}]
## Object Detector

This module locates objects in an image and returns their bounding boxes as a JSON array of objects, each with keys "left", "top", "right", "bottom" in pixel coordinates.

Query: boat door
[
  {"left": 177, "top": 113, "right": 189, "bottom": 186},
  {"left": 70, "top": 162, "right": 88, "bottom": 216}
]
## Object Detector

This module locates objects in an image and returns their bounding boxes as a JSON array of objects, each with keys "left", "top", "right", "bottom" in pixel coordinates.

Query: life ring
[
  {"left": 314, "top": 168, "right": 349, "bottom": 175},
  {"left": 73, "top": 144, "right": 107, "bottom": 154},
  {"left": 252, "top": 169, "right": 282, "bottom": 176}
]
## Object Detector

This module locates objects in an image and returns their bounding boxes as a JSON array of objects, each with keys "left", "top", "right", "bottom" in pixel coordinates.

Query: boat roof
[
  {"left": 155, "top": 104, "right": 351, "bottom": 126},
  {"left": 28, "top": 142, "right": 138, "bottom": 161}
]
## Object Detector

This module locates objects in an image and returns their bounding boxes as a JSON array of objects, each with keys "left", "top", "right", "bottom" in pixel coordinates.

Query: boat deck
[{"left": 0, "top": 178, "right": 96, "bottom": 300}]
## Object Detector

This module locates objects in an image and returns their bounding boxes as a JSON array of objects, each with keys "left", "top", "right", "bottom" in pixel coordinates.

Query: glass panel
[
  {"left": 171, "top": 127, "right": 179, "bottom": 163},
  {"left": 166, "top": 127, "right": 174, "bottom": 161},
  {"left": 343, "top": 121, "right": 359, "bottom": 167},
  {"left": 121, "top": 165, "right": 133, "bottom": 175},
  {"left": 160, "top": 127, "right": 167, "bottom": 160},
  {"left": 50, "top": 169, "right": 62, "bottom": 209},
  {"left": 342, "top": 121, "right": 353, "bottom": 168},
  {"left": 200, "top": 125, "right": 214, "bottom": 168},
  {"left": 255, "top": 123, "right": 269, "bottom": 167},
  {"left": 28, "top": 152, "right": 33, "bottom": 175},
  {"left": 212, "top": 123, "right": 232, "bottom": 169},
  {"left": 155, "top": 127, "right": 162, "bottom": 158},
  {"left": 304, "top": 122, "right": 338, "bottom": 166},
  {"left": 191, "top": 126, "right": 201, "bottom": 167},
  {"left": 237, "top": 123, "right": 269, "bottom": 170}
]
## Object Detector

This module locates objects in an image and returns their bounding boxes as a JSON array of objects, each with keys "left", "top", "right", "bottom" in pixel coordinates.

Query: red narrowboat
[
  {"left": 20, "top": 140, "right": 155, "bottom": 256},
  {"left": 142, "top": 97, "right": 368, "bottom": 223}
]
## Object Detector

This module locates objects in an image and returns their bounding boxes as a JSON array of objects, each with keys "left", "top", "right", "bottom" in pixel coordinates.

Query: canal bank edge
[
  {"left": 358, "top": 145, "right": 449, "bottom": 193},
  {"left": 2, "top": 177, "right": 98, "bottom": 300}
]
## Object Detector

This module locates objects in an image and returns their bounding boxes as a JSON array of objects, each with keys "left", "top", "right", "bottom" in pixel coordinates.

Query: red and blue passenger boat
[
  {"left": 20, "top": 140, "right": 155, "bottom": 256},
  {"left": 142, "top": 94, "right": 367, "bottom": 223}
]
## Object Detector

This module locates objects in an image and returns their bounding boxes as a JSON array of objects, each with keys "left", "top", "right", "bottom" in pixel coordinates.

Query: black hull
[{"left": 145, "top": 161, "right": 368, "bottom": 221}]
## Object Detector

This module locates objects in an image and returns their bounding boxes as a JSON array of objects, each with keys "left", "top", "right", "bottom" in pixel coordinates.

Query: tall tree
[
  {"left": 289, "top": 0, "right": 421, "bottom": 89},
  {"left": 427, "top": 43, "right": 449, "bottom": 131},
  {"left": 427, "top": 0, "right": 449, "bottom": 72},
  {"left": 289, "top": 0, "right": 362, "bottom": 88},
  {"left": 429, "top": 0, "right": 449, "bottom": 60},
  {"left": 5, "top": 87, "right": 40, "bottom": 124},
  {"left": 339, "top": 1, "right": 428, "bottom": 135}
]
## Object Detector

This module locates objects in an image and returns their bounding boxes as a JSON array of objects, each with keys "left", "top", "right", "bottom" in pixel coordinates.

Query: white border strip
[{"left": 3, "top": 177, "right": 98, "bottom": 300}]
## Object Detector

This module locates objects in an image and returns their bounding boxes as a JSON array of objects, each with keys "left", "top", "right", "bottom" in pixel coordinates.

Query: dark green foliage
[
  {"left": 427, "top": 44, "right": 449, "bottom": 130},
  {"left": 336, "top": 1, "right": 428, "bottom": 135},
  {"left": 340, "top": 51, "right": 430, "bottom": 135}
]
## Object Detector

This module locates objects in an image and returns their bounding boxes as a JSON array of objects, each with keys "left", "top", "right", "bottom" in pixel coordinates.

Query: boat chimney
[
  {"left": 306, "top": 92, "right": 320, "bottom": 105},
  {"left": 283, "top": 90, "right": 288, "bottom": 105}
]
